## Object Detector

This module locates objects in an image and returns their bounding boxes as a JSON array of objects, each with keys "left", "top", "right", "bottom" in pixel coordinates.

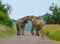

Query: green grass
[
  {"left": 44, "top": 24, "right": 60, "bottom": 41},
  {"left": 0, "top": 24, "right": 16, "bottom": 39}
]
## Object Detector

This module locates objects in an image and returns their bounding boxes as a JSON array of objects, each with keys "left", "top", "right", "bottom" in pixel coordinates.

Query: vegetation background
[{"left": 0, "top": 0, "right": 16, "bottom": 39}]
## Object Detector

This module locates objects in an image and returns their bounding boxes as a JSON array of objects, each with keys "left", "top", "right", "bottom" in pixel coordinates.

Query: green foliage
[
  {"left": 44, "top": 4, "right": 60, "bottom": 24},
  {"left": 0, "top": 0, "right": 16, "bottom": 39},
  {"left": 0, "top": 0, "right": 13, "bottom": 27},
  {"left": 0, "top": 0, "right": 11, "bottom": 14}
]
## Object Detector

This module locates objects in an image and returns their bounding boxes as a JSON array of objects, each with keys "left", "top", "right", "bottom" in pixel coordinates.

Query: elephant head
[{"left": 16, "top": 18, "right": 27, "bottom": 35}]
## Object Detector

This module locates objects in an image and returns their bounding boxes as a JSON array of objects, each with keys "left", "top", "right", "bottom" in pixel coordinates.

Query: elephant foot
[
  {"left": 17, "top": 32, "right": 20, "bottom": 35},
  {"left": 35, "top": 33, "right": 40, "bottom": 36},
  {"left": 22, "top": 33, "right": 24, "bottom": 35},
  {"left": 41, "top": 34, "right": 43, "bottom": 37},
  {"left": 17, "top": 33, "right": 20, "bottom": 35},
  {"left": 31, "top": 32, "right": 34, "bottom": 35}
]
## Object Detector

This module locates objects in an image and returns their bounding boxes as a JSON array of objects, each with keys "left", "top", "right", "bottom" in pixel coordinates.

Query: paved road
[{"left": 0, "top": 31, "right": 60, "bottom": 44}]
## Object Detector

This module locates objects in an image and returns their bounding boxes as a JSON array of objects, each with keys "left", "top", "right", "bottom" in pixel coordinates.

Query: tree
[
  {"left": 44, "top": 4, "right": 60, "bottom": 24},
  {"left": 0, "top": 0, "right": 13, "bottom": 27},
  {"left": 0, "top": 0, "right": 11, "bottom": 14}
]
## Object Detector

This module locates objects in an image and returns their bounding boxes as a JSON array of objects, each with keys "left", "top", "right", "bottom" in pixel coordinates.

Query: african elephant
[
  {"left": 23, "top": 16, "right": 44, "bottom": 37},
  {"left": 16, "top": 18, "right": 28, "bottom": 35},
  {"left": 32, "top": 18, "right": 44, "bottom": 36}
]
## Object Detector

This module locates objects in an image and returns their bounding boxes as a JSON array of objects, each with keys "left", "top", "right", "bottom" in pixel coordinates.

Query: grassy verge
[
  {"left": 0, "top": 24, "right": 16, "bottom": 39},
  {"left": 44, "top": 24, "right": 60, "bottom": 41}
]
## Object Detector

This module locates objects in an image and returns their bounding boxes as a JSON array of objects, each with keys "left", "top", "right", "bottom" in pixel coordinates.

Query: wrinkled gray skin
[
  {"left": 16, "top": 18, "right": 28, "bottom": 35},
  {"left": 23, "top": 16, "right": 44, "bottom": 36},
  {"left": 16, "top": 16, "right": 44, "bottom": 37}
]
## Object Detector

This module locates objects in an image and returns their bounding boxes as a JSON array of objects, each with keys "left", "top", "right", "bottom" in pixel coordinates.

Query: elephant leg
[
  {"left": 35, "top": 28, "right": 40, "bottom": 36},
  {"left": 31, "top": 25, "right": 34, "bottom": 35},
  {"left": 22, "top": 28, "right": 24, "bottom": 35},
  {"left": 16, "top": 24, "right": 21, "bottom": 35},
  {"left": 41, "top": 27, "right": 44, "bottom": 37},
  {"left": 31, "top": 29, "right": 34, "bottom": 35}
]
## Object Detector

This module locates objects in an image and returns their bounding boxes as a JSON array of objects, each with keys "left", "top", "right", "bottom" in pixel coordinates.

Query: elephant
[
  {"left": 31, "top": 17, "right": 44, "bottom": 36},
  {"left": 16, "top": 18, "right": 28, "bottom": 35},
  {"left": 23, "top": 16, "right": 44, "bottom": 37},
  {"left": 16, "top": 15, "right": 44, "bottom": 37}
]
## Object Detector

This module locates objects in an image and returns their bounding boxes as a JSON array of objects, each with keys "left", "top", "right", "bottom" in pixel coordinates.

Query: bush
[
  {"left": 44, "top": 4, "right": 60, "bottom": 24},
  {"left": 0, "top": 11, "right": 13, "bottom": 27}
]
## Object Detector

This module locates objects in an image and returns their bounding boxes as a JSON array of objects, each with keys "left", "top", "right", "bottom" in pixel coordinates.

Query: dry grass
[
  {"left": 0, "top": 24, "right": 16, "bottom": 39},
  {"left": 44, "top": 24, "right": 60, "bottom": 41}
]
